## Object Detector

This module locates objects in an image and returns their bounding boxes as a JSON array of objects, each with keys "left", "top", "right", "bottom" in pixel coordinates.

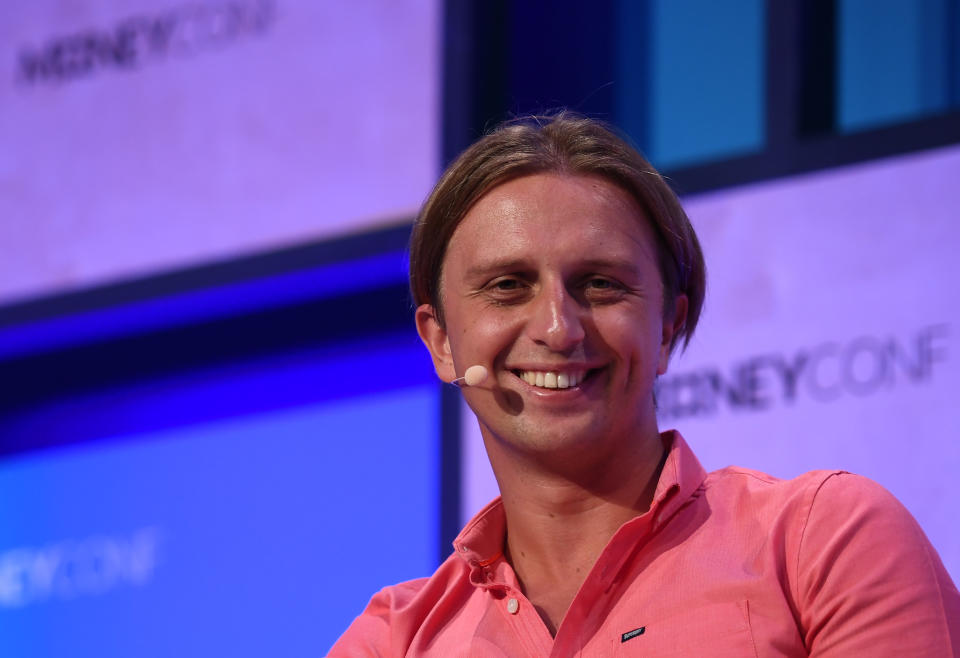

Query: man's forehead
[{"left": 445, "top": 183, "right": 655, "bottom": 267}]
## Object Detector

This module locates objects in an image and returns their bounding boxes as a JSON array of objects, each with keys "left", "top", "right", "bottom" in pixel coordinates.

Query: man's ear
[
  {"left": 657, "top": 294, "right": 688, "bottom": 376},
  {"left": 415, "top": 304, "right": 457, "bottom": 383}
]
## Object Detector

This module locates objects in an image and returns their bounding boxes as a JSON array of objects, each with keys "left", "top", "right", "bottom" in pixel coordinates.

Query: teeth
[{"left": 516, "top": 370, "right": 587, "bottom": 390}]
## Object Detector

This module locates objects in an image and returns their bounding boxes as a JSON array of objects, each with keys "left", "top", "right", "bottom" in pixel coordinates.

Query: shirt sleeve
[{"left": 796, "top": 472, "right": 960, "bottom": 656}]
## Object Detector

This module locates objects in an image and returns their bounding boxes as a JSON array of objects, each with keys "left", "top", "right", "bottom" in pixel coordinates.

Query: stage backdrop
[
  {"left": 0, "top": 0, "right": 438, "bottom": 307},
  {"left": 0, "top": 331, "right": 441, "bottom": 656},
  {"left": 461, "top": 143, "right": 960, "bottom": 581}
]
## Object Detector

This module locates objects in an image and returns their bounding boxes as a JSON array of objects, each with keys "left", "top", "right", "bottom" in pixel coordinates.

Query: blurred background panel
[
  {"left": 1, "top": 0, "right": 443, "bottom": 655},
  {"left": 0, "top": 0, "right": 439, "bottom": 305},
  {"left": 838, "top": 0, "right": 959, "bottom": 132},
  {"left": 0, "top": 333, "right": 439, "bottom": 655},
  {"left": 618, "top": 0, "right": 767, "bottom": 169},
  {"left": 1, "top": 0, "right": 959, "bottom": 655}
]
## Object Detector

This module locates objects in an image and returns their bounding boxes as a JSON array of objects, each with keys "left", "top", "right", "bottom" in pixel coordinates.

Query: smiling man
[{"left": 331, "top": 114, "right": 959, "bottom": 656}]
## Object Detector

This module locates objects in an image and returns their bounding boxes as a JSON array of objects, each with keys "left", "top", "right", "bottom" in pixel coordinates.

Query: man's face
[{"left": 416, "top": 173, "right": 686, "bottom": 460}]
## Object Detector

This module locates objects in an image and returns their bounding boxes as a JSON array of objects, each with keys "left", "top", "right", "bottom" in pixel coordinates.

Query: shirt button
[{"left": 506, "top": 598, "right": 519, "bottom": 614}]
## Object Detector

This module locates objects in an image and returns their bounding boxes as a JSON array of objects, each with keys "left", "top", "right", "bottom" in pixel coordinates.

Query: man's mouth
[{"left": 510, "top": 369, "right": 596, "bottom": 390}]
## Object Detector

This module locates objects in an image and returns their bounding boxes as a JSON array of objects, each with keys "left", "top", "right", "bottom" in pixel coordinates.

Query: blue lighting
[{"left": 0, "top": 250, "right": 408, "bottom": 361}]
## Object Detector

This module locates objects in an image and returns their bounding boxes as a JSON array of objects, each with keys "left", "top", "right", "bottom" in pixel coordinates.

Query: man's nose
[{"left": 526, "top": 281, "right": 586, "bottom": 352}]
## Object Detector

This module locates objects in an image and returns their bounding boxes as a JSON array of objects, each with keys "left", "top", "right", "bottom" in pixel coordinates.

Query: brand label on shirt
[{"left": 621, "top": 626, "right": 645, "bottom": 643}]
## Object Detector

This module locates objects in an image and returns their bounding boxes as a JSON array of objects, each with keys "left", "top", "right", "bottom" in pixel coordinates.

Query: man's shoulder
[
  {"left": 329, "top": 552, "right": 474, "bottom": 656},
  {"left": 367, "top": 551, "right": 471, "bottom": 610},
  {"left": 705, "top": 464, "right": 883, "bottom": 498},
  {"left": 369, "top": 575, "right": 433, "bottom": 607},
  {"left": 701, "top": 464, "right": 912, "bottom": 525},
  {"left": 708, "top": 463, "right": 844, "bottom": 486}
]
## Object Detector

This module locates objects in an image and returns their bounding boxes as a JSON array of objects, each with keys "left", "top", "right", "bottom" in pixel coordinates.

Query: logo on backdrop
[
  {"left": 15, "top": 0, "right": 275, "bottom": 87},
  {"left": 656, "top": 324, "right": 950, "bottom": 420},
  {"left": 0, "top": 526, "right": 161, "bottom": 608}
]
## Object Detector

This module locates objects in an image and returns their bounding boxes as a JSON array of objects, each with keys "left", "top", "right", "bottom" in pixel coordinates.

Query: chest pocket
[{"left": 608, "top": 600, "right": 758, "bottom": 657}]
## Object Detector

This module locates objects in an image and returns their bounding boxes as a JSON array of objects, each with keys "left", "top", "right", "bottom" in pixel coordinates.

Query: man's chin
[{"left": 487, "top": 417, "right": 612, "bottom": 459}]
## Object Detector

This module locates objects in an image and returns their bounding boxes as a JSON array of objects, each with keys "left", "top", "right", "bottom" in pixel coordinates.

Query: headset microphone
[{"left": 452, "top": 365, "right": 488, "bottom": 388}]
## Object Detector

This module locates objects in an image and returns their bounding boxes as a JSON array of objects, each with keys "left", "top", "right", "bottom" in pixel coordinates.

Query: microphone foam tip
[{"left": 463, "top": 365, "right": 488, "bottom": 387}]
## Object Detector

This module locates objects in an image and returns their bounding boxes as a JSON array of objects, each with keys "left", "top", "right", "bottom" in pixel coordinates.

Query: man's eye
[
  {"left": 587, "top": 278, "right": 618, "bottom": 290},
  {"left": 584, "top": 277, "right": 627, "bottom": 302},
  {"left": 492, "top": 278, "right": 522, "bottom": 290},
  {"left": 482, "top": 277, "right": 530, "bottom": 304}
]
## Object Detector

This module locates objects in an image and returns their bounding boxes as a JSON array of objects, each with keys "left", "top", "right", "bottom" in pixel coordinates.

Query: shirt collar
[
  {"left": 453, "top": 495, "right": 506, "bottom": 568},
  {"left": 452, "top": 430, "right": 708, "bottom": 566},
  {"left": 651, "top": 429, "right": 709, "bottom": 523}
]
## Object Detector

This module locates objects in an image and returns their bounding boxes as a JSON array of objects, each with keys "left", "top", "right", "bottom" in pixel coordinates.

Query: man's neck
[{"left": 485, "top": 429, "right": 668, "bottom": 636}]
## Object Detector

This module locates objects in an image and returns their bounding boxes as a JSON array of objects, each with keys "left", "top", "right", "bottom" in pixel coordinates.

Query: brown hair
[{"left": 409, "top": 112, "right": 706, "bottom": 354}]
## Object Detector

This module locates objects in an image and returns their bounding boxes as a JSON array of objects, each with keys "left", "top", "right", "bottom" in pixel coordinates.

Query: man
[{"left": 332, "top": 114, "right": 959, "bottom": 656}]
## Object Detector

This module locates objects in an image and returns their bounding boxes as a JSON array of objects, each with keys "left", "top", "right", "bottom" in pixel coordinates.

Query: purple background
[{"left": 0, "top": 0, "right": 438, "bottom": 305}]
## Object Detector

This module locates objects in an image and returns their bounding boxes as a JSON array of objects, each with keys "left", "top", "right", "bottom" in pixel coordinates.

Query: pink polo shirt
[{"left": 331, "top": 431, "right": 960, "bottom": 656}]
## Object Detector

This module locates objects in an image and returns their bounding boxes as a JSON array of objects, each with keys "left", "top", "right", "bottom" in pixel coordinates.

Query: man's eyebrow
[
  {"left": 462, "top": 257, "right": 644, "bottom": 279},
  {"left": 577, "top": 257, "right": 642, "bottom": 273},
  {"left": 463, "top": 259, "right": 531, "bottom": 279},
  {"left": 570, "top": 258, "right": 649, "bottom": 281}
]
